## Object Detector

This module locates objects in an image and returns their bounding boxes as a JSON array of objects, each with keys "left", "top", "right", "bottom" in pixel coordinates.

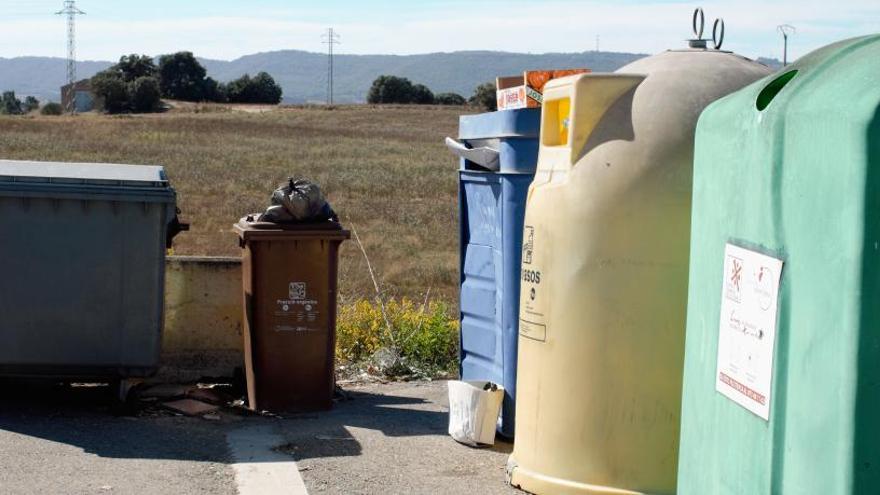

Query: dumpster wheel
[{"left": 110, "top": 378, "right": 146, "bottom": 415}]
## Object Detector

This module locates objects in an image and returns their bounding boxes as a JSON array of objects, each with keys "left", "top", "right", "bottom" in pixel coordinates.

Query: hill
[
  {"left": 0, "top": 50, "right": 781, "bottom": 104},
  {"left": 0, "top": 57, "right": 112, "bottom": 102},
  {"left": 0, "top": 50, "right": 648, "bottom": 104},
  {"left": 199, "top": 50, "right": 649, "bottom": 103}
]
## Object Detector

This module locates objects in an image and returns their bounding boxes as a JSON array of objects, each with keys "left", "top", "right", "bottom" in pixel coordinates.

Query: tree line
[
  {"left": 91, "top": 52, "right": 283, "bottom": 114},
  {"left": 0, "top": 91, "right": 63, "bottom": 115},
  {"left": 367, "top": 75, "right": 497, "bottom": 110},
  {"left": 2, "top": 68, "right": 500, "bottom": 117}
]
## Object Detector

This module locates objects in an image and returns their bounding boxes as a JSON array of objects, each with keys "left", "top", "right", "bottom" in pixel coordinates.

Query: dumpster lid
[
  {"left": 458, "top": 108, "right": 541, "bottom": 140},
  {"left": 0, "top": 160, "right": 169, "bottom": 187},
  {"left": 234, "top": 217, "right": 351, "bottom": 242}
]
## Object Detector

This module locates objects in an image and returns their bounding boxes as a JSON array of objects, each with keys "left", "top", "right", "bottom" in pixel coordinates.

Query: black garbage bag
[{"left": 258, "top": 177, "right": 338, "bottom": 223}]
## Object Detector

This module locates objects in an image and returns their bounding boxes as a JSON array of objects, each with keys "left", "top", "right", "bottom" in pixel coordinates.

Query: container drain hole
[{"left": 756, "top": 70, "right": 798, "bottom": 111}]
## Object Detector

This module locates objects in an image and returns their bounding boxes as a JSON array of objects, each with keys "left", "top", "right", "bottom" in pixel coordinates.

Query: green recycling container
[{"left": 678, "top": 35, "right": 880, "bottom": 494}]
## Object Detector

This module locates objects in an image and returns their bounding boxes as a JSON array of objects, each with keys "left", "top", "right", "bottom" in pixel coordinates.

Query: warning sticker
[{"left": 715, "top": 243, "right": 783, "bottom": 420}]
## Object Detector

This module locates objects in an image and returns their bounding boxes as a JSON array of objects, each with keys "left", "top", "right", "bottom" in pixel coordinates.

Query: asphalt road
[
  {"left": 0, "top": 381, "right": 235, "bottom": 495},
  {"left": 280, "top": 381, "right": 518, "bottom": 494},
  {"left": 0, "top": 380, "right": 518, "bottom": 495}
]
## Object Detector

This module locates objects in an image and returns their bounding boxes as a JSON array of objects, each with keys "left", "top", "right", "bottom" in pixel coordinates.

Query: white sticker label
[
  {"left": 274, "top": 281, "right": 320, "bottom": 332},
  {"left": 715, "top": 243, "right": 783, "bottom": 420}
]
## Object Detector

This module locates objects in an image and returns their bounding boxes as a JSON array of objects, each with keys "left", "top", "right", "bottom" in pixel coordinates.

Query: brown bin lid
[{"left": 234, "top": 216, "right": 351, "bottom": 242}]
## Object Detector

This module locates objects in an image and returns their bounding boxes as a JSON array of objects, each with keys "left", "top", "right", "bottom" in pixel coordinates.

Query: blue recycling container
[{"left": 447, "top": 109, "right": 540, "bottom": 438}]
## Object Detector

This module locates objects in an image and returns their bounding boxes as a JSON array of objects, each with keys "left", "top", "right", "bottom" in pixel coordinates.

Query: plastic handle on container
[
  {"left": 445, "top": 137, "right": 501, "bottom": 171},
  {"left": 541, "top": 74, "right": 646, "bottom": 167}
]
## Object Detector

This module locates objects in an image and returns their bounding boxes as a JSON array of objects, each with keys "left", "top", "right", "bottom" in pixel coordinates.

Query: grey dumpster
[{"left": 0, "top": 160, "right": 185, "bottom": 379}]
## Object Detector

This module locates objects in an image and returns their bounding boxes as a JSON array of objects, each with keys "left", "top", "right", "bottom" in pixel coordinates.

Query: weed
[{"left": 337, "top": 298, "right": 459, "bottom": 378}]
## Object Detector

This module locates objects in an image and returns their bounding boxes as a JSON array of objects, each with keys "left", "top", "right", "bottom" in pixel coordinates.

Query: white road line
[{"left": 227, "top": 425, "right": 309, "bottom": 495}]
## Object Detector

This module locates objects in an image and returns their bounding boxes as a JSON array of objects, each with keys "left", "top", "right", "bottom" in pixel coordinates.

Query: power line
[
  {"left": 321, "top": 28, "right": 340, "bottom": 106},
  {"left": 777, "top": 24, "right": 796, "bottom": 66},
  {"left": 56, "top": 0, "right": 85, "bottom": 113}
]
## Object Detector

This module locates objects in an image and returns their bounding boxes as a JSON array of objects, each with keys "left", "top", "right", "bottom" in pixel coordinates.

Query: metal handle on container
[
  {"left": 166, "top": 207, "right": 189, "bottom": 249},
  {"left": 445, "top": 137, "right": 500, "bottom": 172}
]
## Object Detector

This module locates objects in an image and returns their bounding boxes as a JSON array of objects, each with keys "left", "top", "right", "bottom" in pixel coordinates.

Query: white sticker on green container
[{"left": 715, "top": 243, "right": 783, "bottom": 421}]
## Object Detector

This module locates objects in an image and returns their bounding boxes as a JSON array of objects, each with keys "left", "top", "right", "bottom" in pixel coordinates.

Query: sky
[{"left": 1, "top": 0, "right": 879, "bottom": 62}]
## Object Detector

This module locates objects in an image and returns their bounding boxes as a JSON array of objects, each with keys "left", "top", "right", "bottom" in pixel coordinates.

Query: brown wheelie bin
[{"left": 234, "top": 217, "right": 350, "bottom": 412}]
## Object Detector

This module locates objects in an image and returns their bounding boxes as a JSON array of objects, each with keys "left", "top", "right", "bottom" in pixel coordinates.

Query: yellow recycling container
[{"left": 507, "top": 36, "right": 771, "bottom": 495}]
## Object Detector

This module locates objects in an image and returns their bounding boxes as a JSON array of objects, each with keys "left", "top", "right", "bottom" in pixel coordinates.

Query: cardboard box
[{"left": 496, "top": 69, "right": 590, "bottom": 110}]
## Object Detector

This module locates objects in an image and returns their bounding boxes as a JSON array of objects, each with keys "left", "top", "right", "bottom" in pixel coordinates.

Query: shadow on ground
[
  {"left": 275, "top": 384, "right": 513, "bottom": 462},
  {"left": 0, "top": 379, "right": 232, "bottom": 463},
  {"left": 0, "top": 379, "right": 495, "bottom": 463}
]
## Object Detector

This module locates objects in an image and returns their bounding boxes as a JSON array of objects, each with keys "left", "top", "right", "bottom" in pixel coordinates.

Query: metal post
[
  {"left": 56, "top": 0, "right": 85, "bottom": 113},
  {"left": 777, "top": 25, "right": 796, "bottom": 67},
  {"left": 321, "top": 28, "right": 341, "bottom": 106}
]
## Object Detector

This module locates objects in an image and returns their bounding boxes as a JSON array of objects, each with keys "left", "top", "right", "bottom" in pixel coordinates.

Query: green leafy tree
[
  {"left": 113, "top": 54, "right": 157, "bottom": 82},
  {"left": 23, "top": 96, "right": 40, "bottom": 112},
  {"left": 40, "top": 102, "right": 63, "bottom": 115},
  {"left": 226, "top": 72, "right": 282, "bottom": 104},
  {"left": 0, "top": 91, "right": 23, "bottom": 115},
  {"left": 224, "top": 73, "right": 251, "bottom": 102},
  {"left": 129, "top": 77, "right": 162, "bottom": 113},
  {"left": 158, "top": 51, "right": 207, "bottom": 101},
  {"left": 366, "top": 75, "right": 415, "bottom": 104},
  {"left": 202, "top": 77, "right": 226, "bottom": 103},
  {"left": 91, "top": 71, "right": 129, "bottom": 113},
  {"left": 411, "top": 84, "right": 435, "bottom": 104},
  {"left": 89, "top": 55, "right": 161, "bottom": 114},
  {"left": 469, "top": 82, "right": 497, "bottom": 111},
  {"left": 435, "top": 92, "right": 466, "bottom": 105},
  {"left": 251, "top": 72, "right": 283, "bottom": 104}
]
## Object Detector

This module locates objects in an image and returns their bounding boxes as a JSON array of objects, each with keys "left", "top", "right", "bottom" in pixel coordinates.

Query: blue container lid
[{"left": 458, "top": 109, "right": 541, "bottom": 140}]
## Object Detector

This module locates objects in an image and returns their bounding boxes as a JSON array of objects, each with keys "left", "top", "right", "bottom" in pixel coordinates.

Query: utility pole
[
  {"left": 56, "top": 0, "right": 85, "bottom": 113},
  {"left": 321, "top": 28, "right": 341, "bottom": 106},
  {"left": 777, "top": 24, "right": 796, "bottom": 67},
  {"left": 595, "top": 35, "right": 600, "bottom": 53}
]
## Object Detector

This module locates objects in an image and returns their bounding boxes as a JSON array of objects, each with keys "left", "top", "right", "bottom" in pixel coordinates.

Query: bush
[
  {"left": 469, "top": 82, "right": 497, "bottom": 111},
  {"left": 366, "top": 75, "right": 415, "bottom": 104},
  {"left": 129, "top": 76, "right": 162, "bottom": 113},
  {"left": 23, "top": 96, "right": 39, "bottom": 112},
  {"left": 366, "top": 76, "right": 440, "bottom": 105},
  {"left": 40, "top": 102, "right": 63, "bottom": 115},
  {"left": 202, "top": 77, "right": 226, "bottom": 103},
  {"left": 336, "top": 298, "right": 459, "bottom": 376},
  {"left": 1, "top": 91, "right": 23, "bottom": 115},
  {"left": 410, "top": 84, "right": 434, "bottom": 104},
  {"left": 226, "top": 72, "right": 283, "bottom": 104},
  {"left": 435, "top": 92, "right": 466, "bottom": 105},
  {"left": 91, "top": 71, "right": 129, "bottom": 113}
]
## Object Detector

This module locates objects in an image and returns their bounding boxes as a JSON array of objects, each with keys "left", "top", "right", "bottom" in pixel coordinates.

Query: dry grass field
[{"left": 0, "top": 104, "right": 474, "bottom": 306}]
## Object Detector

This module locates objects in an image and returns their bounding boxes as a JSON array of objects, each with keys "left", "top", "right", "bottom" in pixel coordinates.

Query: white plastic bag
[{"left": 447, "top": 380, "right": 504, "bottom": 446}]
